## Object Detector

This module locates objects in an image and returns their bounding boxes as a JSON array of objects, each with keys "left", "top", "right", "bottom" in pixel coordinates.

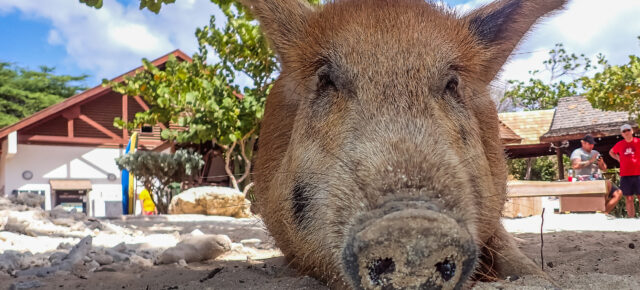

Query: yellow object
[{"left": 139, "top": 189, "right": 155, "bottom": 212}]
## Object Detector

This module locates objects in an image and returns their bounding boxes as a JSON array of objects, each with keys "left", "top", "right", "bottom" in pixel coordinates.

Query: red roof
[{"left": 0, "top": 49, "right": 192, "bottom": 140}]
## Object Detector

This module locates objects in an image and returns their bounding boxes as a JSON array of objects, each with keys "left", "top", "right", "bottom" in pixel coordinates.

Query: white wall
[
  {"left": 2, "top": 144, "right": 125, "bottom": 216},
  {"left": 0, "top": 139, "right": 7, "bottom": 196}
]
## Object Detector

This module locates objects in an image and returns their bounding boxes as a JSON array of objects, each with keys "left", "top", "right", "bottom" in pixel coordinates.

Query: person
[
  {"left": 571, "top": 134, "right": 622, "bottom": 214},
  {"left": 138, "top": 188, "right": 157, "bottom": 216},
  {"left": 610, "top": 124, "right": 640, "bottom": 218}
]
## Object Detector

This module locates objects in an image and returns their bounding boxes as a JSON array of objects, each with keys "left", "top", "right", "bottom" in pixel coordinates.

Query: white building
[{"left": 0, "top": 50, "right": 189, "bottom": 217}]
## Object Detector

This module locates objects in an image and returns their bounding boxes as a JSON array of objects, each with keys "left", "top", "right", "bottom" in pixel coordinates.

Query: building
[
  {"left": 499, "top": 109, "right": 556, "bottom": 158},
  {"left": 0, "top": 50, "right": 190, "bottom": 216}
]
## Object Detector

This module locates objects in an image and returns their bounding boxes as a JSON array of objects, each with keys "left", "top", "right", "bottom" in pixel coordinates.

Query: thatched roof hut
[{"left": 539, "top": 96, "right": 637, "bottom": 179}]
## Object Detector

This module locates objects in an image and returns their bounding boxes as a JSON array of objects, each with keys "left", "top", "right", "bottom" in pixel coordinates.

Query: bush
[{"left": 116, "top": 149, "right": 204, "bottom": 213}]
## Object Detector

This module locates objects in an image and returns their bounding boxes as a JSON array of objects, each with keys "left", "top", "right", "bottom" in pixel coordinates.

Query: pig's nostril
[
  {"left": 368, "top": 257, "right": 395, "bottom": 285},
  {"left": 435, "top": 258, "right": 456, "bottom": 281}
]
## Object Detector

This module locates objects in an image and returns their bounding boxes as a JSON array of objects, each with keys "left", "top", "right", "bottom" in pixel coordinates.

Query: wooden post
[
  {"left": 67, "top": 119, "right": 74, "bottom": 138},
  {"left": 122, "top": 94, "right": 129, "bottom": 140},
  {"left": 556, "top": 143, "right": 564, "bottom": 180}
]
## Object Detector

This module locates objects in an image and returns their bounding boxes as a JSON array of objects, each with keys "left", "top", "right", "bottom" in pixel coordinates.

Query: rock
[
  {"left": 86, "top": 260, "right": 100, "bottom": 272},
  {"left": 168, "top": 186, "right": 251, "bottom": 218},
  {"left": 0, "top": 250, "right": 22, "bottom": 272},
  {"left": 48, "top": 252, "right": 67, "bottom": 266},
  {"left": 4, "top": 216, "right": 29, "bottom": 235},
  {"left": 57, "top": 243, "right": 73, "bottom": 250},
  {"left": 112, "top": 242, "right": 128, "bottom": 253},
  {"left": 128, "top": 255, "right": 153, "bottom": 268},
  {"left": 105, "top": 249, "right": 129, "bottom": 263},
  {"left": 92, "top": 253, "right": 114, "bottom": 266},
  {"left": 178, "top": 259, "right": 188, "bottom": 267},
  {"left": 11, "top": 192, "right": 44, "bottom": 208},
  {"left": 16, "top": 266, "right": 57, "bottom": 277},
  {"left": 0, "top": 213, "right": 7, "bottom": 231},
  {"left": 190, "top": 229, "right": 205, "bottom": 236},
  {"left": 60, "top": 236, "right": 92, "bottom": 269},
  {"left": 231, "top": 243, "right": 244, "bottom": 252},
  {"left": 240, "top": 238, "right": 261, "bottom": 247},
  {"left": 157, "top": 234, "right": 232, "bottom": 265},
  {"left": 9, "top": 280, "right": 43, "bottom": 290},
  {"left": 50, "top": 218, "right": 77, "bottom": 227}
]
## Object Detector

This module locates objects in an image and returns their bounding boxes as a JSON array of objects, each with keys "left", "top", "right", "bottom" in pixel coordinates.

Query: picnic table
[{"left": 506, "top": 180, "right": 607, "bottom": 214}]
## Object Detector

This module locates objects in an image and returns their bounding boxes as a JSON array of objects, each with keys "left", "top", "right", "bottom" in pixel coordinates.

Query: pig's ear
[
  {"left": 240, "top": 0, "right": 314, "bottom": 59},
  {"left": 465, "top": 0, "right": 567, "bottom": 81}
]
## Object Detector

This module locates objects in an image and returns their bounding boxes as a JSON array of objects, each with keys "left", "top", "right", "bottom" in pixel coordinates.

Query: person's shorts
[
  {"left": 609, "top": 183, "right": 620, "bottom": 199},
  {"left": 620, "top": 176, "right": 640, "bottom": 196}
]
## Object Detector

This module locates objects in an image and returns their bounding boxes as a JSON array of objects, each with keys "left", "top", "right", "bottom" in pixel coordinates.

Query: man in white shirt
[{"left": 571, "top": 134, "right": 622, "bottom": 213}]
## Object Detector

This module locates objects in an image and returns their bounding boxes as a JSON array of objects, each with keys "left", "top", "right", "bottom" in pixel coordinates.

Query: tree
[
  {"left": 115, "top": 149, "right": 204, "bottom": 214},
  {"left": 84, "top": 0, "right": 319, "bottom": 195},
  {"left": 502, "top": 43, "right": 598, "bottom": 110},
  {"left": 108, "top": 1, "right": 272, "bottom": 195},
  {"left": 583, "top": 37, "right": 640, "bottom": 121},
  {"left": 0, "top": 63, "right": 87, "bottom": 128},
  {"left": 502, "top": 44, "right": 601, "bottom": 179}
]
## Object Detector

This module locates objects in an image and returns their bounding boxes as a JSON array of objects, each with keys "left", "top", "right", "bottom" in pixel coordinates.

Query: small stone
[
  {"left": 112, "top": 242, "right": 128, "bottom": 253},
  {"left": 629, "top": 243, "right": 635, "bottom": 249},
  {"left": 190, "top": 229, "right": 205, "bottom": 236},
  {"left": 240, "top": 239, "right": 261, "bottom": 247},
  {"left": 92, "top": 254, "right": 114, "bottom": 266},
  {"left": 546, "top": 262, "right": 554, "bottom": 268},
  {"left": 178, "top": 259, "right": 188, "bottom": 267},
  {"left": 506, "top": 275, "right": 519, "bottom": 282},
  {"left": 129, "top": 255, "right": 153, "bottom": 268}
]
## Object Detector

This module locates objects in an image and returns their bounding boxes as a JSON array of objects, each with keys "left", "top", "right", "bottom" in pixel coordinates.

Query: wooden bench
[{"left": 505, "top": 180, "right": 607, "bottom": 216}]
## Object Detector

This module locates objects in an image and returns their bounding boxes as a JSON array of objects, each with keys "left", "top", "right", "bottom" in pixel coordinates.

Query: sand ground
[{"left": 2, "top": 199, "right": 640, "bottom": 290}]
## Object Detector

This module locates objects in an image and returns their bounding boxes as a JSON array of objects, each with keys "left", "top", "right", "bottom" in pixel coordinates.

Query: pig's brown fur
[{"left": 249, "top": 0, "right": 566, "bottom": 288}]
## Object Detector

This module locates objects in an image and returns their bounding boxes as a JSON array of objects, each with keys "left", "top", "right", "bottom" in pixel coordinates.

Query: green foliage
[
  {"left": 507, "top": 156, "right": 559, "bottom": 181},
  {"left": 584, "top": 41, "right": 640, "bottom": 122},
  {"left": 104, "top": 0, "right": 319, "bottom": 192},
  {"left": 81, "top": 0, "right": 177, "bottom": 13},
  {"left": 79, "top": 0, "right": 103, "bottom": 9},
  {"left": 115, "top": 149, "right": 204, "bottom": 213},
  {"left": 0, "top": 63, "right": 88, "bottom": 128},
  {"left": 503, "top": 43, "right": 598, "bottom": 110},
  {"left": 610, "top": 196, "right": 640, "bottom": 218}
]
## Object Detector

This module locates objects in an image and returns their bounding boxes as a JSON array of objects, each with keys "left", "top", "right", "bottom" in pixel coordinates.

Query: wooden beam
[
  {"left": 133, "top": 95, "right": 150, "bottom": 111},
  {"left": 67, "top": 119, "right": 74, "bottom": 138},
  {"left": 122, "top": 94, "right": 129, "bottom": 140},
  {"left": 23, "top": 135, "right": 121, "bottom": 145},
  {"left": 77, "top": 114, "right": 122, "bottom": 140},
  {"left": 556, "top": 144, "right": 565, "bottom": 180},
  {"left": 62, "top": 106, "right": 81, "bottom": 120},
  {"left": 133, "top": 95, "right": 167, "bottom": 130},
  {"left": 507, "top": 180, "right": 607, "bottom": 198}
]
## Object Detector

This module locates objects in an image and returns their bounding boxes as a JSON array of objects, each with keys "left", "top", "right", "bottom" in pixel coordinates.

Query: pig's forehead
[{"left": 303, "top": 1, "right": 475, "bottom": 72}]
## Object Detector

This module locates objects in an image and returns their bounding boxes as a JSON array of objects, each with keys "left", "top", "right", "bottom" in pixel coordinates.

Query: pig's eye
[
  {"left": 444, "top": 77, "right": 459, "bottom": 96},
  {"left": 316, "top": 65, "right": 337, "bottom": 93}
]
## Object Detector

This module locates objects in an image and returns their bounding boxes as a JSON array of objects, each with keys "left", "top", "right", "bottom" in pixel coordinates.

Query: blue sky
[{"left": 1, "top": 0, "right": 639, "bottom": 93}]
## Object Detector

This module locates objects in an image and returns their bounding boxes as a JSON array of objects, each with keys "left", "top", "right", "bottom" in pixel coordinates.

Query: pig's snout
[{"left": 342, "top": 209, "right": 476, "bottom": 290}]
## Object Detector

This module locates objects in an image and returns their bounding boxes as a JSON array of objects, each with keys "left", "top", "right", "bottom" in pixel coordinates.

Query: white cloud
[
  {"left": 47, "top": 29, "right": 63, "bottom": 45},
  {"left": 0, "top": 0, "right": 221, "bottom": 84},
  {"left": 2, "top": 0, "right": 638, "bottom": 91},
  {"left": 451, "top": 0, "right": 640, "bottom": 90},
  {"left": 498, "top": 0, "right": 640, "bottom": 86}
]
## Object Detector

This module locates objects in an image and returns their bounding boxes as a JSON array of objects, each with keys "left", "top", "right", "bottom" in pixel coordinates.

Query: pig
[{"left": 247, "top": 0, "right": 566, "bottom": 289}]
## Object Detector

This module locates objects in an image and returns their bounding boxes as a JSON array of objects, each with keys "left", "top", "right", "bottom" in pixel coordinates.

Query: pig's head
[{"left": 249, "top": 0, "right": 565, "bottom": 288}]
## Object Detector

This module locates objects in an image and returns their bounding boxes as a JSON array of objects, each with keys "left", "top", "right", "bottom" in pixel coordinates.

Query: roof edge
[{"left": 0, "top": 49, "right": 191, "bottom": 139}]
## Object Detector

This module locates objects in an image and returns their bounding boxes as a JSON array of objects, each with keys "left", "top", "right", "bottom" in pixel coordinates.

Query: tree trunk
[{"left": 525, "top": 157, "right": 536, "bottom": 180}]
